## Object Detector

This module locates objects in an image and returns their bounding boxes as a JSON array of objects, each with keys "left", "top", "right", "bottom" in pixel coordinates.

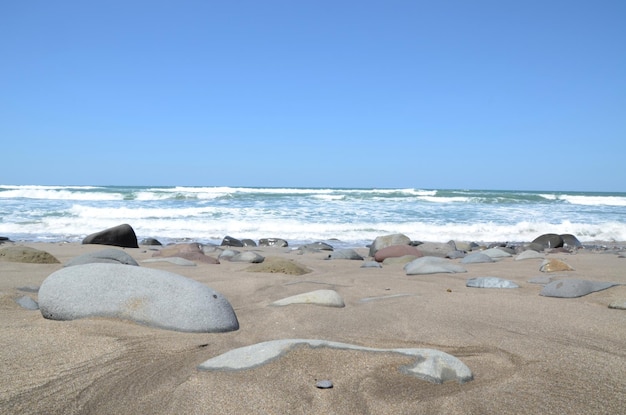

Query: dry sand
[{"left": 1, "top": 242, "right": 625, "bottom": 414}]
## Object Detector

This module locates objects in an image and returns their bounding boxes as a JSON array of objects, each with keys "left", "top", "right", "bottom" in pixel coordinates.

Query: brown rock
[
  {"left": 540, "top": 259, "right": 574, "bottom": 273},
  {"left": 374, "top": 245, "right": 423, "bottom": 262},
  {"left": 246, "top": 257, "right": 311, "bottom": 275}
]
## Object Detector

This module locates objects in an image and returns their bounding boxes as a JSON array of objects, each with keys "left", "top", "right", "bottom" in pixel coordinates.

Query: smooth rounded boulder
[
  {"left": 38, "top": 263, "right": 239, "bottom": 333},
  {"left": 368, "top": 233, "right": 411, "bottom": 257},
  {"left": 82, "top": 224, "right": 139, "bottom": 248},
  {"left": 531, "top": 233, "right": 563, "bottom": 250}
]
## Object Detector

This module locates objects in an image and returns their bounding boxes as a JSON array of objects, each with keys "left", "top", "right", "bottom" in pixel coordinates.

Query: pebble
[{"left": 316, "top": 380, "right": 333, "bottom": 389}]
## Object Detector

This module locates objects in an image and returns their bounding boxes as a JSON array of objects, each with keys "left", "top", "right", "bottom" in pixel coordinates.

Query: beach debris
[
  {"left": 374, "top": 245, "right": 423, "bottom": 262},
  {"left": 515, "top": 250, "right": 545, "bottom": 261},
  {"left": 539, "top": 278, "right": 619, "bottom": 298},
  {"left": 404, "top": 256, "right": 467, "bottom": 275},
  {"left": 460, "top": 252, "right": 494, "bottom": 264},
  {"left": 38, "top": 263, "right": 239, "bottom": 333},
  {"left": 259, "top": 238, "right": 289, "bottom": 247},
  {"left": 246, "top": 257, "right": 311, "bottom": 275},
  {"left": 0, "top": 246, "right": 60, "bottom": 264},
  {"left": 466, "top": 277, "right": 519, "bottom": 289},
  {"left": 480, "top": 248, "right": 513, "bottom": 259},
  {"left": 540, "top": 259, "right": 574, "bottom": 272},
  {"left": 142, "top": 257, "right": 197, "bottom": 266},
  {"left": 368, "top": 233, "right": 411, "bottom": 257},
  {"left": 197, "top": 339, "right": 474, "bottom": 384},
  {"left": 326, "top": 249, "right": 363, "bottom": 260},
  {"left": 316, "top": 380, "right": 333, "bottom": 389},
  {"left": 271, "top": 289, "right": 345, "bottom": 308},
  {"left": 65, "top": 248, "right": 139, "bottom": 267},
  {"left": 82, "top": 223, "right": 139, "bottom": 248},
  {"left": 15, "top": 295, "right": 39, "bottom": 310},
  {"left": 153, "top": 243, "right": 219, "bottom": 264}
]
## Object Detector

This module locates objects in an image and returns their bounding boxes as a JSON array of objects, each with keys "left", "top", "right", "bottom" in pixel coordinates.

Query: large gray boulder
[
  {"left": 65, "top": 248, "right": 139, "bottom": 267},
  {"left": 82, "top": 224, "right": 139, "bottom": 248},
  {"left": 368, "top": 233, "right": 411, "bottom": 257},
  {"left": 38, "top": 263, "right": 239, "bottom": 333}
]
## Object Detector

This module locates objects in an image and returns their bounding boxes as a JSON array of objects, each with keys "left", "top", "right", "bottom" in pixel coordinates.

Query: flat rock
[
  {"left": 82, "top": 223, "right": 139, "bottom": 248},
  {"left": 271, "top": 289, "right": 345, "bottom": 307},
  {"left": 480, "top": 248, "right": 512, "bottom": 259},
  {"left": 404, "top": 256, "right": 467, "bottom": 275},
  {"left": 298, "top": 242, "right": 334, "bottom": 252},
  {"left": 528, "top": 276, "right": 554, "bottom": 284},
  {"left": 374, "top": 245, "right": 423, "bottom": 262},
  {"left": 460, "top": 252, "right": 494, "bottom": 264},
  {"left": 38, "top": 263, "right": 239, "bottom": 333},
  {"left": 15, "top": 295, "right": 39, "bottom": 310},
  {"left": 360, "top": 261, "right": 382, "bottom": 268},
  {"left": 0, "top": 246, "right": 60, "bottom": 264},
  {"left": 466, "top": 277, "right": 519, "bottom": 289},
  {"left": 540, "top": 259, "right": 574, "bottom": 272},
  {"left": 65, "top": 248, "right": 139, "bottom": 267},
  {"left": 142, "top": 257, "right": 197, "bottom": 266},
  {"left": 608, "top": 299, "right": 626, "bottom": 310},
  {"left": 230, "top": 251, "right": 265, "bottom": 263},
  {"left": 246, "top": 257, "right": 311, "bottom": 275},
  {"left": 197, "top": 339, "right": 473, "bottom": 384},
  {"left": 153, "top": 243, "right": 219, "bottom": 264},
  {"left": 326, "top": 249, "right": 363, "bottom": 260},
  {"left": 515, "top": 250, "right": 545, "bottom": 261},
  {"left": 540, "top": 279, "right": 618, "bottom": 298},
  {"left": 383, "top": 255, "right": 419, "bottom": 265}
]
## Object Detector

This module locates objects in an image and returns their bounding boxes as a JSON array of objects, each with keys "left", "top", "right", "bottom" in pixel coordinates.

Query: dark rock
[
  {"left": 531, "top": 233, "right": 563, "bottom": 250},
  {"left": 560, "top": 234, "right": 582, "bottom": 248},
  {"left": 221, "top": 236, "right": 244, "bottom": 247},
  {"left": 241, "top": 239, "right": 257, "bottom": 247},
  {"left": 82, "top": 224, "right": 139, "bottom": 248},
  {"left": 259, "top": 238, "right": 289, "bottom": 248},
  {"left": 140, "top": 238, "right": 162, "bottom": 246}
]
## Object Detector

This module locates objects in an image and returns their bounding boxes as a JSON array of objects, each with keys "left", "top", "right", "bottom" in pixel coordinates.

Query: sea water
[{"left": 1, "top": 185, "right": 625, "bottom": 248}]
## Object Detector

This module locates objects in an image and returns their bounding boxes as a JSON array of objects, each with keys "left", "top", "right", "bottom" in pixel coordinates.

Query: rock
[
  {"left": 0, "top": 236, "right": 13, "bottom": 244},
  {"left": 140, "top": 238, "right": 162, "bottom": 246},
  {"left": 298, "top": 242, "right": 334, "bottom": 253},
  {"left": 560, "top": 234, "right": 582, "bottom": 248},
  {"left": 460, "top": 253, "right": 494, "bottom": 264},
  {"left": 383, "top": 255, "right": 419, "bottom": 265},
  {"left": 218, "top": 249, "right": 240, "bottom": 260},
  {"left": 316, "top": 380, "right": 333, "bottom": 389},
  {"left": 608, "top": 299, "right": 626, "bottom": 310},
  {"left": 528, "top": 276, "right": 554, "bottom": 284},
  {"left": 374, "top": 245, "right": 423, "bottom": 262},
  {"left": 221, "top": 236, "right": 244, "bottom": 247},
  {"left": 65, "top": 248, "right": 139, "bottom": 267},
  {"left": 540, "top": 259, "right": 574, "bottom": 272},
  {"left": 446, "top": 250, "right": 466, "bottom": 259},
  {"left": 82, "top": 224, "right": 139, "bottom": 248},
  {"left": 142, "top": 257, "right": 197, "bottom": 266},
  {"left": 540, "top": 279, "right": 618, "bottom": 298},
  {"left": 230, "top": 251, "right": 265, "bottom": 263},
  {"left": 480, "top": 248, "right": 512, "bottom": 259},
  {"left": 38, "top": 263, "right": 239, "bottom": 333},
  {"left": 368, "top": 233, "right": 411, "bottom": 257},
  {"left": 0, "top": 246, "right": 60, "bottom": 264},
  {"left": 15, "top": 296, "right": 39, "bottom": 310},
  {"left": 466, "top": 277, "right": 519, "bottom": 289},
  {"left": 17, "top": 285, "right": 39, "bottom": 293},
  {"left": 532, "top": 233, "right": 563, "bottom": 250},
  {"left": 246, "top": 257, "right": 311, "bottom": 275},
  {"left": 197, "top": 339, "right": 473, "bottom": 384},
  {"left": 414, "top": 242, "right": 456, "bottom": 258},
  {"left": 241, "top": 239, "right": 257, "bottom": 247},
  {"left": 326, "top": 249, "right": 363, "bottom": 260},
  {"left": 515, "top": 250, "right": 545, "bottom": 261},
  {"left": 361, "top": 261, "right": 382, "bottom": 268},
  {"left": 259, "top": 238, "right": 289, "bottom": 248},
  {"left": 404, "top": 256, "right": 467, "bottom": 275},
  {"left": 271, "top": 289, "right": 345, "bottom": 307},
  {"left": 153, "top": 243, "right": 219, "bottom": 264}
]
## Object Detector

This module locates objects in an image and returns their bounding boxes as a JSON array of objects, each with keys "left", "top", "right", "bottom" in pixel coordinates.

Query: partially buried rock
[
  {"left": 38, "top": 263, "right": 239, "bottom": 332},
  {"left": 153, "top": 243, "right": 219, "bottom": 264},
  {"left": 230, "top": 251, "right": 265, "bottom": 263},
  {"left": 298, "top": 242, "right": 334, "bottom": 253},
  {"left": 460, "top": 252, "right": 494, "bottom": 264},
  {"left": 326, "top": 249, "right": 363, "bottom": 260},
  {"left": 608, "top": 299, "right": 626, "bottom": 310},
  {"left": 480, "top": 248, "right": 512, "bottom": 259},
  {"left": 515, "top": 250, "right": 545, "bottom": 261},
  {"left": 246, "top": 257, "right": 311, "bottom": 275},
  {"left": 0, "top": 246, "right": 60, "bottom": 264},
  {"left": 271, "top": 289, "right": 345, "bottom": 307},
  {"left": 404, "top": 256, "right": 467, "bottom": 275},
  {"left": 65, "top": 248, "right": 139, "bottom": 267},
  {"left": 466, "top": 277, "right": 519, "bottom": 289},
  {"left": 540, "top": 279, "right": 618, "bottom": 298},
  {"left": 540, "top": 259, "right": 574, "bottom": 272},
  {"left": 15, "top": 296, "right": 39, "bottom": 310},
  {"left": 82, "top": 224, "right": 139, "bottom": 248}
]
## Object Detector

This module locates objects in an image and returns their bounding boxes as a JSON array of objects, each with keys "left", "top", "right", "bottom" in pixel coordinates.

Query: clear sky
[{"left": 2, "top": 1, "right": 625, "bottom": 191}]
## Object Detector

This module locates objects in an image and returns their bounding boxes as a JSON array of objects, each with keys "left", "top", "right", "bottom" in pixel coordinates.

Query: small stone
[{"left": 316, "top": 380, "right": 333, "bottom": 389}]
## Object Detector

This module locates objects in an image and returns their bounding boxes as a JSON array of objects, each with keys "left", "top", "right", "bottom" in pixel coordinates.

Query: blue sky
[{"left": 2, "top": 1, "right": 624, "bottom": 191}]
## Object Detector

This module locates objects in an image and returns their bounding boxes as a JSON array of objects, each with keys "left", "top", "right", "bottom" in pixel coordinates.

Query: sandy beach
[{"left": 1, "top": 241, "right": 625, "bottom": 414}]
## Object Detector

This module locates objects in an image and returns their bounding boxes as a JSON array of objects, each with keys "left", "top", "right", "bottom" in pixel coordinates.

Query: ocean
[{"left": 1, "top": 185, "right": 625, "bottom": 248}]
